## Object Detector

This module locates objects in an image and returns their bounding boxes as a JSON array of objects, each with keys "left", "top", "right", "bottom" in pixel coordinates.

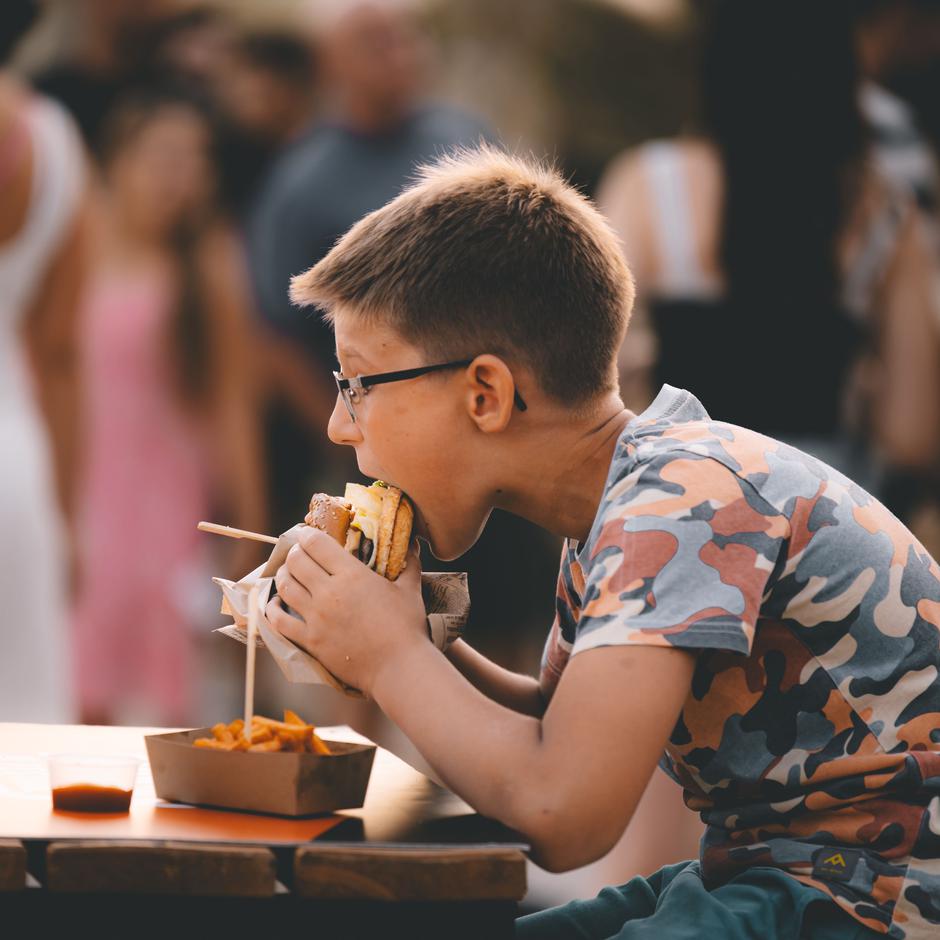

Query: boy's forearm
[
  {"left": 444, "top": 639, "right": 546, "bottom": 717},
  {"left": 372, "top": 641, "right": 548, "bottom": 835},
  {"left": 371, "top": 640, "right": 695, "bottom": 873}
]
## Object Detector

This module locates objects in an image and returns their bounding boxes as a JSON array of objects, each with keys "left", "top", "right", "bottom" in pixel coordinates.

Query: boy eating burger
[{"left": 267, "top": 146, "right": 940, "bottom": 939}]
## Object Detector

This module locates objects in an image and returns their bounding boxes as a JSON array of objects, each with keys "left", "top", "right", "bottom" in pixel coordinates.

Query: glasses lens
[
  {"left": 334, "top": 374, "right": 357, "bottom": 422},
  {"left": 342, "top": 388, "right": 358, "bottom": 422}
]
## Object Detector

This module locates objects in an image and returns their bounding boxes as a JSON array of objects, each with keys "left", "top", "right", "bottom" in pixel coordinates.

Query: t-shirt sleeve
[
  {"left": 571, "top": 450, "right": 789, "bottom": 658},
  {"left": 539, "top": 541, "right": 583, "bottom": 700}
]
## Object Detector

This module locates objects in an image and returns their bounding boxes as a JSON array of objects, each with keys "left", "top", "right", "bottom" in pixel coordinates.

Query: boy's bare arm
[
  {"left": 270, "top": 528, "right": 695, "bottom": 872},
  {"left": 373, "top": 639, "right": 694, "bottom": 872},
  {"left": 444, "top": 639, "right": 546, "bottom": 717}
]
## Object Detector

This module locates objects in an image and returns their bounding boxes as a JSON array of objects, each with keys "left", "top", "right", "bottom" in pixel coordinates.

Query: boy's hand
[{"left": 266, "top": 527, "right": 427, "bottom": 694}]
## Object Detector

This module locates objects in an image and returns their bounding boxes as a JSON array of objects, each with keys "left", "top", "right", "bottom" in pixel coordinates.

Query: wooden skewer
[
  {"left": 244, "top": 585, "right": 260, "bottom": 733},
  {"left": 198, "top": 521, "right": 279, "bottom": 545}
]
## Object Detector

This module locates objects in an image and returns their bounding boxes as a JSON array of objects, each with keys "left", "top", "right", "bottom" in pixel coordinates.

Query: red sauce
[{"left": 52, "top": 784, "right": 133, "bottom": 813}]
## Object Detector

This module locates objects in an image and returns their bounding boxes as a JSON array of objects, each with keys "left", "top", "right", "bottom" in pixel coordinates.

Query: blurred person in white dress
[{"left": 0, "top": 1, "right": 89, "bottom": 722}]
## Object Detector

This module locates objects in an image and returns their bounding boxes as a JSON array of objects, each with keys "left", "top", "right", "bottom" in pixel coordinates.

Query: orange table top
[{"left": 0, "top": 723, "right": 402, "bottom": 846}]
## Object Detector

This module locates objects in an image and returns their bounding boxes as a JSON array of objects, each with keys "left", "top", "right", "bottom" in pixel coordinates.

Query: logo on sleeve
[{"left": 812, "top": 847, "right": 862, "bottom": 882}]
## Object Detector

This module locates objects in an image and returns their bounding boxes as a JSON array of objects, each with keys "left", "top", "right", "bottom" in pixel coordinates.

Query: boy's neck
[{"left": 492, "top": 395, "right": 635, "bottom": 544}]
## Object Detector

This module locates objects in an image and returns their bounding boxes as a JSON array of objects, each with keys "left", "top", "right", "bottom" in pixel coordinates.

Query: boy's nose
[{"left": 328, "top": 396, "right": 362, "bottom": 446}]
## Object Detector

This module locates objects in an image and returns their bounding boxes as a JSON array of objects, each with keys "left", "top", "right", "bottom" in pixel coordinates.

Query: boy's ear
[{"left": 462, "top": 355, "right": 518, "bottom": 433}]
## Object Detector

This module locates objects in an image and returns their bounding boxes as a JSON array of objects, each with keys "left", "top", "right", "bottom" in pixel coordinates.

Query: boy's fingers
[
  {"left": 275, "top": 566, "right": 310, "bottom": 610},
  {"left": 298, "top": 526, "right": 355, "bottom": 575},
  {"left": 286, "top": 542, "right": 330, "bottom": 588},
  {"left": 266, "top": 597, "right": 305, "bottom": 644}
]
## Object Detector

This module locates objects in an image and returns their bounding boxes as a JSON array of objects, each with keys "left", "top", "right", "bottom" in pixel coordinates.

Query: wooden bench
[
  {"left": 294, "top": 844, "right": 527, "bottom": 901},
  {"left": 0, "top": 839, "right": 26, "bottom": 891},
  {"left": 45, "top": 841, "right": 276, "bottom": 897},
  {"left": 13, "top": 840, "right": 525, "bottom": 937}
]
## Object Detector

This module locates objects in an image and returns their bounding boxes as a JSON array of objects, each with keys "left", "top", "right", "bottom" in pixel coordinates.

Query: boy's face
[{"left": 328, "top": 313, "right": 493, "bottom": 562}]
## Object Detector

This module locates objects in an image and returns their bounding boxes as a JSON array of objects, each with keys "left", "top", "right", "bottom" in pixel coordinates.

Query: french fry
[
  {"left": 270, "top": 724, "right": 308, "bottom": 744},
  {"left": 251, "top": 716, "right": 297, "bottom": 733},
  {"left": 194, "top": 738, "right": 228, "bottom": 749},
  {"left": 193, "top": 710, "right": 332, "bottom": 754},
  {"left": 249, "top": 725, "right": 274, "bottom": 745},
  {"left": 284, "top": 709, "right": 305, "bottom": 726},
  {"left": 281, "top": 712, "right": 333, "bottom": 755}
]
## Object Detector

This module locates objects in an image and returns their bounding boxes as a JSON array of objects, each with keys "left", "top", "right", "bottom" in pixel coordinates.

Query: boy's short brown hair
[{"left": 290, "top": 146, "right": 635, "bottom": 406}]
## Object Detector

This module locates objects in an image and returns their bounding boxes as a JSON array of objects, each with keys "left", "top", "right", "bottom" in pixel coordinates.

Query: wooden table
[{"left": 0, "top": 724, "right": 528, "bottom": 938}]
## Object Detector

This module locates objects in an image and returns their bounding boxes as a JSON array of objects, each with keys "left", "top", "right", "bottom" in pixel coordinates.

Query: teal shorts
[{"left": 515, "top": 860, "right": 883, "bottom": 939}]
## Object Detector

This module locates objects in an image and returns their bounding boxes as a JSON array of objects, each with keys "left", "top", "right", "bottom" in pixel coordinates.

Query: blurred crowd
[
  {"left": 2, "top": 0, "right": 940, "bottom": 900},
  {"left": 1, "top": 0, "right": 502, "bottom": 729}
]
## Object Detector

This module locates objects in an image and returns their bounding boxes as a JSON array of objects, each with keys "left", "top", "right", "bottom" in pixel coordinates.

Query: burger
[{"left": 304, "top": 481, "right": 414, "bottom": 581}]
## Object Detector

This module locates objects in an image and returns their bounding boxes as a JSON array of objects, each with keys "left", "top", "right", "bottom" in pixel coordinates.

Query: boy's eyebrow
[{"left": 336, "top": 347, "right": 372, "bottom": 371}]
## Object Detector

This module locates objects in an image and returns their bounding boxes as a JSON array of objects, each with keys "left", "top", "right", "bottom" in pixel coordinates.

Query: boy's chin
[
  {"left": 420, "top": 512, "right": 491, "bottom": 563},
  {"left": 422, "top": 536, "right": 465, "bottom": 563},
  {"left": 416, "top": 524, "right": 462, "bottom": 562}
]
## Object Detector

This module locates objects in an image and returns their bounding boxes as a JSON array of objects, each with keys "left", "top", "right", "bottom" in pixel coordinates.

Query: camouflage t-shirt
[{"left": 540, "top": 385, "right": 940, "bottom": 939}]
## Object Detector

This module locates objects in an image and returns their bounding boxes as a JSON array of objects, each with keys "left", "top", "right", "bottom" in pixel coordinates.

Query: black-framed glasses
[{"left": 333, "top": 358, "right": 528, "bottom": 422}]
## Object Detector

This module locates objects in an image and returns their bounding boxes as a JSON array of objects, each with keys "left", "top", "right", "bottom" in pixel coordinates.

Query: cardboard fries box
[{"left": 145, "top": 729, "right": 376, "bottom": 817}]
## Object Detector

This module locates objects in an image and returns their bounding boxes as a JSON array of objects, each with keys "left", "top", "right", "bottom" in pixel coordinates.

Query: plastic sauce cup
[{"left": 46, "top": 754, "right": 140, "bottom": 813}]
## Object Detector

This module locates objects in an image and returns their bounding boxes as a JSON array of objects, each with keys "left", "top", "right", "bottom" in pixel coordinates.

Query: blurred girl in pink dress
[{"left": 73, "top": 87, "right": 266, "bottom": 726}]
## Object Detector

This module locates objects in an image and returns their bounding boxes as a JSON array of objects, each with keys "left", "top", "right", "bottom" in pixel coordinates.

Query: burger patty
[{"left": 357, "top": 536, "right": 374, "bottom": 564}]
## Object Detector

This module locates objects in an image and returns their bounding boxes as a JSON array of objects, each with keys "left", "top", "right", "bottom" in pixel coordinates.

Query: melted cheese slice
[{"left": 343, "top": 483, "right": 385, "bottom": 544}]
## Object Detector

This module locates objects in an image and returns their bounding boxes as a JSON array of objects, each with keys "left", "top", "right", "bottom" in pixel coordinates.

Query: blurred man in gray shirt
[{"left": 247, "top": 2, "right": 490, "bottom": 529}]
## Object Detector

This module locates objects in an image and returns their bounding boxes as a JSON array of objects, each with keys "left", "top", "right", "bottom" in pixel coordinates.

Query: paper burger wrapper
[
  {"left": 212, "top": 526, "right": 469, "bottom": 783},
  {"left": 214, "top": 526, "right": 469, "bottom": 694}
]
